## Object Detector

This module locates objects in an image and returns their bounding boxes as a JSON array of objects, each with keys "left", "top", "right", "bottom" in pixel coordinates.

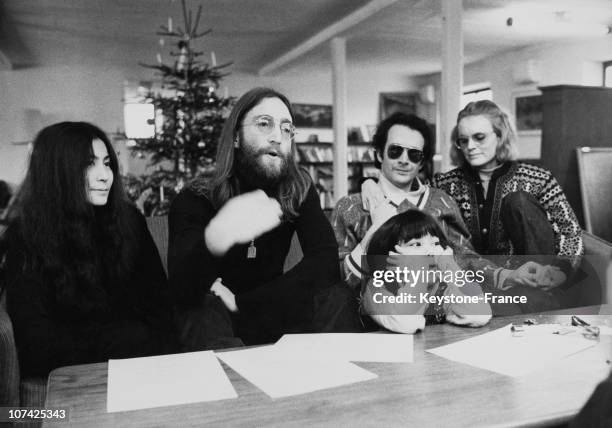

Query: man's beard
[{"left": 235, "top": 145, "right": 291, "bottom": 195}]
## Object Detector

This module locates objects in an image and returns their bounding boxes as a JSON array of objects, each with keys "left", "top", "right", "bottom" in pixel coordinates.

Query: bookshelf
[{"left": 296, "top": 142, "right": 378, "bottom": 210}]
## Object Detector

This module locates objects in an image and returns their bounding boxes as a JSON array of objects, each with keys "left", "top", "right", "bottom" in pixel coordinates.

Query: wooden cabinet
[
  {"left": 540, "top": 85, "right": 612, "bottom": 227},
  {"left": 296, "top": 142, "right": 377, "bottom": 210}
]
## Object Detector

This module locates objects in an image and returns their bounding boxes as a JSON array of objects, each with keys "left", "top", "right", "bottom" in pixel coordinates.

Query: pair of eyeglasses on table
[{"left": 39, "top": 305, "right": 612, "bottom": 427}]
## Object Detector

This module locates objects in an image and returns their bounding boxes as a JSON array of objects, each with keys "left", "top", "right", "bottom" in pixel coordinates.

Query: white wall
[
  {"left": 4, "top": 36, "right": 609, "bottom": 185},
  {"left": 226, "top": 68, "right": 417, "bottom": 127},
  {"left": 415, "top": 37, "right": 612, "bottom": 161},
  {"left": 462, "top": 37, "right": 612, "bottom": 112},
  {"left": 0, "top": 63, "right": 415, "bottom": 186},
  {"left": 0, "top": 65, "right": 125, "bottom": 186}
]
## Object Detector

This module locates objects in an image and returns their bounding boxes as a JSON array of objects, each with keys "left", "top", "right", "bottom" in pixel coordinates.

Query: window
[
  {"left": 604, "top": 61, "right": 612, "bottom": 87},
  {"left": 124, "top": 103, "right": 155, "bottom": 139},
  {"left": 461, "top": 86, "right": 492, "bottom": 108}
]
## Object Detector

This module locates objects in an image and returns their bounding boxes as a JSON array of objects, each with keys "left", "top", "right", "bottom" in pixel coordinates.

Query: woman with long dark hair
[{"left": 3, "top": 122, "right": 177, "bottom": 377}]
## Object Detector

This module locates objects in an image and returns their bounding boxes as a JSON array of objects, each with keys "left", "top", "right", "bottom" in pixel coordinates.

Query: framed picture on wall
[
  {"left": 292, "top": 104, "right": 333, "bottom": 128},
  {"left": 512, "top": 89, "right": 542, "bottom": 136},
  {"left": 379, "top": 92, "right": 417, "bottom": 121}
]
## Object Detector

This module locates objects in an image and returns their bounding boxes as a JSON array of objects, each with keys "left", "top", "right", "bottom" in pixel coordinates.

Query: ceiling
[{"left": 1, "top": 0, "right": 611, "bottom": 77}]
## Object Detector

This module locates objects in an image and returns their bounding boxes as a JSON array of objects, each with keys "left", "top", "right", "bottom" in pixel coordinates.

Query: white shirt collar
[{"left": 378, "top": 174, "right": 426, "bottom": 206}]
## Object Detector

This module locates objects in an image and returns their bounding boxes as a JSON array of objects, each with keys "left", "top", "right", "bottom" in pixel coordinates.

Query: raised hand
[{"left": 205, "top": 190, "right": 282, "bottom": 256}]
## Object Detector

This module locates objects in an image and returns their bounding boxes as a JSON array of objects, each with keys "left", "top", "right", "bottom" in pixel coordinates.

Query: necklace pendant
[{"left": 247, "top": 240, "right": 256, "bottom": 259}]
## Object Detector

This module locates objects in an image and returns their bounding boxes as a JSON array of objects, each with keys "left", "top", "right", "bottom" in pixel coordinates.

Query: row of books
[{"left": 296, "top": 145, "right": 375, "bottom": 163}]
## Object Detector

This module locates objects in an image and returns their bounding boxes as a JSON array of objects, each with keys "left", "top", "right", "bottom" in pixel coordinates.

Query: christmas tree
[{"left": 127, "top": 0, "right": 234, "bottom": 216}]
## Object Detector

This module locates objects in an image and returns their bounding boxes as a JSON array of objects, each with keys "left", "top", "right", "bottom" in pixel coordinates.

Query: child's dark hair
[{"left": 367, "top": 210, "right": 451, "bottom": 257}]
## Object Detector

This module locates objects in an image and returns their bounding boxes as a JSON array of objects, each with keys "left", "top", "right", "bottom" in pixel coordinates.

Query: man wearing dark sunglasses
[{"left": 331, "top": 112, "right": 477, "bottom": 331}]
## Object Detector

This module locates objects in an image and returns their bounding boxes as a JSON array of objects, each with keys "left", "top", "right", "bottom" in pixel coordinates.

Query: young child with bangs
[{"left": 362, "top": 209, "right": 492, "bottom": 333}]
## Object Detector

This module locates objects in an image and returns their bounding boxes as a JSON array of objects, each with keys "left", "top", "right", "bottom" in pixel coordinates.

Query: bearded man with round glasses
[
  {"left": 169, "top": 87, "right": 359, "bottom": 350},
  {"left": 330, "top": 112, "right": 476, "bottom": 332}
]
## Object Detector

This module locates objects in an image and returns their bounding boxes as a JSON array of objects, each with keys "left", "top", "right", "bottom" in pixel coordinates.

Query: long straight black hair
[
  {"left": 190, "top": 87, "right": 311, "bottom": 220},
  {"left": 6, "top": 122, "right": 134, "bottom": 313}
]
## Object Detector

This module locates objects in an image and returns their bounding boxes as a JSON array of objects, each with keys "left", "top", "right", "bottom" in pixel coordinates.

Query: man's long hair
[
  {"left": 6, "top": 122, "right": 134, "bottom": 315},
  {"left": 191, "top": 87, "right": 311, "bottom": 220}
]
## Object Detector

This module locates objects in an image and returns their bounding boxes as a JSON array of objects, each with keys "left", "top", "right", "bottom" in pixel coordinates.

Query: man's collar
[{"left": 378, "top": 174, "right": 426, "bottom": 206}]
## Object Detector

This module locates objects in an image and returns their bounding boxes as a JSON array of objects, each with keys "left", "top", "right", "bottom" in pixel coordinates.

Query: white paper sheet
[
  {"left": 426, "top": 324, "right": 597, "bottom": 377},
  {"left": 275, "top": 333, "right": 413, "bottom": 363},
  {"left": 216, "top": 345, "right": 378, "bottom": 398},
  {"left": 597, "top": 325, "right": 612, "bottom": 335},
  {"left": 107, "top": 351, "right": 237, "bottom": 412}
]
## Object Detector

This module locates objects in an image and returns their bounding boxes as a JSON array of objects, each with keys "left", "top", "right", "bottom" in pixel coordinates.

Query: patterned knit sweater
[{"left": 433, "top": 162, "right": 583, "bottom": 270}]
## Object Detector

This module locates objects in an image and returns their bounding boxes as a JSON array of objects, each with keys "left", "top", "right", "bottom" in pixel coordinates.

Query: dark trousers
[
  {"left": 95, "top": 320, "right": 178, "bottom": 360},
  {"left": 177, "top": 282, "right": 362, "bottom": 352},
  {"left": 486, "top": 192, "right": 569, "bottom": 314},
  {"left": 500, "top": 191, "right": 556, "bottom": 267},
  {"left": 95, "top": 320, "right": 163, "bottom": 359}
]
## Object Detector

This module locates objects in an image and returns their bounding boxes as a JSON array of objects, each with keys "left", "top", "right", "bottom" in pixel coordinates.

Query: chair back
[
  {"left": 145, "top": 215, "right": 169, "bottom": 275},
  {"left": 582, "top": 231, "right": 612, "bottom": 305},
  {"left": 283, "top": 232, "right": 303, "bottom": 272},
  {"left": 576, "top": 147, "right": 612, "bottom": 242}
]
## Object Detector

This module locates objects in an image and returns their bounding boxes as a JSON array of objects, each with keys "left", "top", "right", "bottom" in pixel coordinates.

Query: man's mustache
[{"left": 253, "top": 147, "right": 290, "bottom": 159}]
